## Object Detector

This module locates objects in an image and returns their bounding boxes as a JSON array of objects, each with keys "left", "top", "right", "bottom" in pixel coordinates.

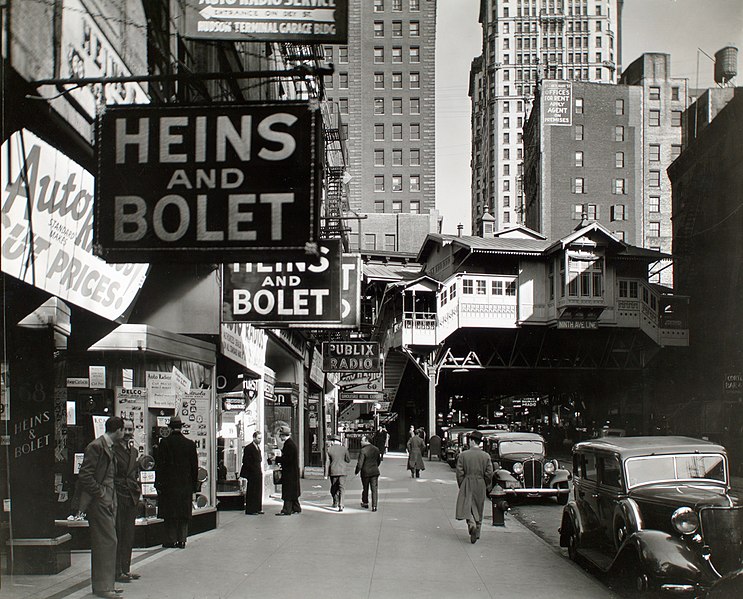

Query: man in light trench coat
[{"left": 455, "top": 430, "right": 493, "bottom": 543}]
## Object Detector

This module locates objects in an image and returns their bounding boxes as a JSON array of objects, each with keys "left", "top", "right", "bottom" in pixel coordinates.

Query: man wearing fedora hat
[
  {"left": 155, "top": 415, "right": 198, "bottom": 547},
  {"left": 324, "top": 435, "right": 350, "bottom": 511},
  {"left": 274, "top": 426, "right": 301, "bottom": 515}
]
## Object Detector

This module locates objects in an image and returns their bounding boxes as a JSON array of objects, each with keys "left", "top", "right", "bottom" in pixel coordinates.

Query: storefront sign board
[
  {"left": 184, "top": 0, "right": 349, "bottom": 44},
  {"left": 337, "top": 372, "right": 384, "bottom": 393},
  {"left": 146, "top": 371, "right": 176, "bottom": 409},
  {"left": 1, "top": 130, "right": 149, "bottom": 321},
  {"left": 115, "top": 387, "right": 147, "bottom": 456},
  {"left": 95, "top": 103, "right": 322, "bottom": 261},
  {"left": 224, "top": 239, "right": 342, "bottom": 324},
  {"left": 66, "top": 377, "right": 89, "bottom": 388},
  {"left": 220, "top": 323, "right": 266, "bottom": 375},
  {"left": 542, "top": 80, "right": 572, "bottom": 126},
  {"left": 322, "top": 341, "right": 380, "bottom": 372},
  {"left": 89, "top": 366, "right": 106, "bottom": 389}
]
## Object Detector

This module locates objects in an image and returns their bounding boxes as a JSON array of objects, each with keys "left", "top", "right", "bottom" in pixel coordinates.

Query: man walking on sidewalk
[
  {"left": 325, "top": 435, "right": 350, "bottom": 511},
  {"left": 455, "top": 430, "right": 493, "bottom": 544},
  {"left": 356, "top": 435, "right": 381, "bottom": 511},
  {"left": 274, "top": 426, "right": 302, "bottom": 515}
]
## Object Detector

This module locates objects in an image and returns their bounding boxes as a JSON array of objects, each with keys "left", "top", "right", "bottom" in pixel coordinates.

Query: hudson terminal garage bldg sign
[{"left": 94, "top": 102, "right": 322, "bottom": 262}]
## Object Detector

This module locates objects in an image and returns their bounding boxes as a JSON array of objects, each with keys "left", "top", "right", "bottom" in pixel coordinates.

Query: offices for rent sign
[
  {"left": 185, "top": 0, "right": 349, "bottom": 44},
  {"left": 95, "top": 102, "right": 322, "bottom": 262},
  {"left": 542, "top": 81, "right": 572, "bottom": 126}
]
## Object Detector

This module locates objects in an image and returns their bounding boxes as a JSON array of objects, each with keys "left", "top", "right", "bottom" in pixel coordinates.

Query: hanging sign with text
[
  {"left": 95, "top": 102, "right": 322, "bottom": 262},
  {"left": 184, "top": 0, "right": 349, "bottom": 44},
  {"left": 542, "top": 80, "right": 573, "bottom": 126},
  {"left": 322, "top": 341, "right": 380, "bottom": 373},
  {"left": 223, "top": 239, "right": 342, "bottom": 325}
]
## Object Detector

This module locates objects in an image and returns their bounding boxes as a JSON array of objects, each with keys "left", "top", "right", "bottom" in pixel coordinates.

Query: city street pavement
[{"left": 1, "top": 452, "right": 616, "bottom": 599}]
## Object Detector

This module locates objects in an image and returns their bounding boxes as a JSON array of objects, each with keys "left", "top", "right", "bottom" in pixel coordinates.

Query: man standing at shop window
[
  {"left": 240, "top": 431, "right": 264, "bottom": 515},
  {"left": 274, "top": 426, "right": 301, "bottom": 515},
  {"left": 78, "top": 416, "right": 126, "bottom": 599},
  {"left": 114, "top": 419, "right": 141, "bottom": 583}
]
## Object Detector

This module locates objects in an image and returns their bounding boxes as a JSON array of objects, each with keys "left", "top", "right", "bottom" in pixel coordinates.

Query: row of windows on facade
[
  {"left": 502, "top": 34, "right": 612, "bottom": 50},
  {"left": 348, "top": 232, "right": 400, "bottom": 253},
  {"left": 373, "top": 20, "right": 421, "bottom": 37},
  {"left": 572, "top": 203, "right": 664, "bottom": 234},
  {"left": 499, "top": 15, "right": 610, "bottom": 35},
  {"left": 570, "top": 172, "right": 664, "bottom": 194},
  {"left": 373, "top": 122, "right": 422, "bottom": 141},
  {"left": 329, "top": 97, "right": 421, "bottom": 116},
  {"left": 327, "top": 71, "right": 422, "bottom": 90},
  {"left": 374, "top": 0, "right": 420, "bottom": 12},
  {"left": 575, "top": 98, "right": 683, "bottom": 126},
  {"left": 498, "top": 52, "right": 613, "bottom": 66},
  {"left": 324, "top": 46, "right": 423, "bottom": 66},
  {"left": 499, "top": 1, "right": 608, "bottom": 19},
  {"left": 567, "top": 146, "right": 681, "bottom": 169},
  {"left": 373, "top": 200, "right": 421, "bottom": 214},
  {"left": 570, "top": 124, "right": 679, "bottom": 147},
  {"left": 374, "top": 147, "right": 421, "bottom": 166},
  {"left": 374, "top": 174, "right": 422, "bottom": 192}
]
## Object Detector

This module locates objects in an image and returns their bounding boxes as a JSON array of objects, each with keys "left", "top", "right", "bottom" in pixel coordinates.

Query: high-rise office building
[
  {"left": 323, "top": 0, "right": 438, "bottom": 252},
  {"left": 470, "top": 0, "right": 622, "bottom": 234}
]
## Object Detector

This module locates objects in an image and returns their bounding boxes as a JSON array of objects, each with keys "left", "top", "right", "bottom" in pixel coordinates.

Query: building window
[
  {"left": 392, "top": 123, "right": 403, "bottom": 141},
  {"left": 324, "top": 46, "right": 333, "bottom": 62},
  {"left": 374, "top": 72, "right": 384, "bottom": 88},
  {"left": 339, "top": 98, "right": 349, "bottom": 114},
  {"left": 392, "top": 21, "right": 402, "bottom": 36},
  {"left": 410, "top": 46, "right": 420, "bottom": 63},
  {"left": 649, "top": 109, "right": 660, "bottom": 127},
  {"left": 374, "top": 149, "right": 385, "bottom": 166},
  {"left": 573, "top": 204, "right": 584, "bottom": 220},
  {"left": 374, "top": 47, "right": 384, "bottom": 63},
  {"left": 573, "top": 177, "right": 585, "bottom": 194},
  {"left": 492, "top": 280, "right": 503, "bottom": 295},
  {"left": 392, "top": 72, "right": 403, "bottom": 88},
  {"left": 503, "top": 179, "right": 510, "bottom": 192},
  {"left": 649, "top": 86, "right": 661, "bottom": 101},
  {"left": 503, "top": 132, "right": 510, "bottom": 144},
  {"left": 649, "top": 196, "right": 660, "bottom": 213},
  {"left": 615, "top": 98, "right": 624, "bottom": 115},
  {"left": 410, "top": 98, "right": 420, "bottom": 114},
  {"left": 374, "top": 97, "right": 384, "bottom": 114},
  {"left": 410, "top": 148, "right": 420, "bottom": 166},
  {"left": 410, "top": 72, "right": 420, "bottom": 88},
  {"left": 463, "top": 279, "right": 474, "bottom": 294},
  {"left": 671, "top": 87, "right": 680, "bottom": 101},
  {"left": 392, "top": 200, "right": 402, "bottom": 213},
  {"left": 391, "top": 47, "right": 402, "bottom": 63},
  {"left": 671, "top": 144, "right": 682, "bottom": 160},
  {"left": 338, "top": 47, "right": 348, "bottom": 63},
  {"left": 374, "top": 201, "right": 385, "bottom": 213},
  {"left": 364, "top": 233, "right": 377, "bottom": 250},
  {"left": 575, "top": 124, "right": 584, "bottom": 141},
  {"left": 392, "top": 149, "right": 402, "bottom": 166},
  {"left": 586, "top": 204, "right": 598, "bottom": 219},
  {"left": 611, "top": 204, "right": 626, "bottom": 221},
  {"left": 649, "top": 170, "right": 661, "bottom": 187},
  {"left": 325, "top": 76, "right": 333, "bottom": 89},
  {"left": 671, "top": 110, "right": 682, "bottom": 127},
  {"left": 410, "top": 123, "right": 420, "bottom": 140},
  {"left": 392, "top": 175, "right": 402, "bottom": 192},
  {"left": 505, "top": 281, "right": 516, "bottom": 296},
  {"left": 575, "top": 97, "right": 584, "bottom": 114},
  {"left": 503, "top": 164, "right": 510, "bottom": 176},
  {"left": 503, "top": 195, "right": 510, "bottom": 207},
  {"left": 374, "top": 0, "right": 384, "bottom": 12},
  {"left": 503, "top": 211, "right": 511, "bottom": 223},
  {"left": 649, "top": 222, "right": 661, "bottom": 237},
  {"left": 384, "top": 234, "right": 396, "bottom": 251},
  {"left": 614, "top": 125, "right": 624, "bottom": 141},
  {"left": 410, "top": 175, "right": 420, "bottom": 192},
  {"left": 575, "top": 151, "right": 584, "bottom": 167},
  {"left": 374, "top": 123, "right": 384, "bottom": 141},
  {"left": 503, "top": 148, "right": 510, "bottom": 160},
  {"left": 374, "top": 175, "right": 385, "bottom": 191},
  {"left": 410, "top": 21, "right": 420, "bottom": 36},
  {"left": 615, "top": 151, "right": 624, "bottom": 168},
  {"left": 613, "top": 230, "right": 625, "bottom": 241},
  {"left": 374, "top": 21, "right": 384, "bottom": 37},
  {"left": 649, "top": 144, "right": 660, "bottom": 161},
  {"left": 613, "top": 178, "right": 625, "bottom": 194},
  {"left": 341, "top": 124, "right": 348, "bottom": 139},
  {"left": 392, "top": 0, "right": 402, "bottom": 10},
  {"left": 339, "top": 73, "right": 349, "bottom": 88},
  {"left": 410, "top": 200, "right": 420, "bottom": 214}
]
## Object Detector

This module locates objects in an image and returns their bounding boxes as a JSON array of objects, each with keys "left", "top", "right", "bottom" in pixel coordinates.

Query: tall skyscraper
[
  {"left": 323, "top": 0, "right": 438, "bottom": 252},
  {"left": 470, "top": 0, "right": 622, "bottom": 234}
]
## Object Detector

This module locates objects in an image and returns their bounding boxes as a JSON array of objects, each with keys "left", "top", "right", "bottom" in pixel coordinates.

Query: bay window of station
[{"left": 549, "top": 254, "right": 605, "bottom": 301}]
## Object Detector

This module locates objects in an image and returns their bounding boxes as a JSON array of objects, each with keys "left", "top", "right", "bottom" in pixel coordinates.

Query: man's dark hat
[
  {"left": 470, "top": 430, "right": 483, "bottom": 443},
  {"left": 169, "top": 415, "right": 183, "bottom": 429}
]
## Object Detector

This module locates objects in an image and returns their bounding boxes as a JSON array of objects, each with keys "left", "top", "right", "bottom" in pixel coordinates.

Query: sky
[{"left": 435, "top": 0, "right": 743, "bottom": 234}]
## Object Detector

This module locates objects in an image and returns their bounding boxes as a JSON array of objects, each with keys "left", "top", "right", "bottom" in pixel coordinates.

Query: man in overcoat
[
  {"left": 114, "top": 419, "right": 141, "bottom": 583},
  {"left": 355, "top": 435, "right": 382, "bottom": 511},
  {"left": 240, "top": 431, "right": 264, "bottom": 515},
  {"left": 155, "top": 415, "right": 198, "bottom": 547},
  {"left": 274, "top": 425, "right": 301, "bottom": 515},
  {"left": 78, "top": 415, "right": 126, "bottom": 599},
  {"left": 455, "top": 430, "right": 494, "bottom": 544},
  {"left": 406, "top": 430, "right": 426, "bottom": 478},
  {"left": 325, "top": 435, "right": 351, "bottom": 511}
]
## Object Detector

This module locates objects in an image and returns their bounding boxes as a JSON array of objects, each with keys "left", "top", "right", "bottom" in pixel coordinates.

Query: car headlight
[
  {"left": 544, "top": 461, "right": 556, "bottom": 474},
  {"left": 512, "top": 462, "right": 523, "bottom": 474},
  {"left": 671, "top": 507, "right": 699, "bottom": 534}
]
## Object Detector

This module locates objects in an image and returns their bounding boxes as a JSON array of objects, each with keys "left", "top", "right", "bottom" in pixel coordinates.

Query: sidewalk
[{"left": 1, "top": 453, "right": 616, "bottom": 599}]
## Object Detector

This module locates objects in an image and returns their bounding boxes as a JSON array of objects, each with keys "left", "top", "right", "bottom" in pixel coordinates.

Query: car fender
[
  {"left": 559, "top": 501, "right": 582, "bottom": 547},
  {"left": 549, "top": 470, "right": 571, "bottom": 487},
  {"left": 494, "top": 469, "right": 518, "bottom": 485},
  {"left": 613, "top": 498, "right": 644, "bottom": 537},
  {"left": 617, "top": 530, "right": 718, "bottom": 585}
]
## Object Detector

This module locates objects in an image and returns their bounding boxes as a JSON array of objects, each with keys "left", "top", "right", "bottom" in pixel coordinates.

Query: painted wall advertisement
[
  {"left": 1, "top": 130, "right": 149, "bottom": 321},
  {"left": 542, "top": 80, "right": 573, "bottom": 126},
  {"left": 95, "top": 102, "right": 322, "bottom": 262},
  {"left": 184, "top": 0, "right": 349, "bottom": 44}
]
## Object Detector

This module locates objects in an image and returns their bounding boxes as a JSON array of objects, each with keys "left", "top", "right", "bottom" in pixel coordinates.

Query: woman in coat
[{"left": 406, "top": 430, "right": 426, "bottom": 478}]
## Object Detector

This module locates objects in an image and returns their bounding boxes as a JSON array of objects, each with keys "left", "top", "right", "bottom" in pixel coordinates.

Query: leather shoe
[
  {"left": 275, "top": 511, "right": 291, "bottom": 516},
  {"left": 338, "top": 506, "right": 343, "bottom": 512},
  {"left": 123, "top": 572, "right": 140, "bottom": 580},
  {"left": 360, "top": 503, "right": 369, "bottom": 509},
  {"left": 176, "top": 541, "right": 186, "bottom": 548},
  {"left": 161, "top": 543, "right": 175, "bottom": 548},
  {"left": 115, "top": 575, "right": 131, "bottom": 583},
  {"left": 372, "top": 507, "right": 378, "bottom": 512}
]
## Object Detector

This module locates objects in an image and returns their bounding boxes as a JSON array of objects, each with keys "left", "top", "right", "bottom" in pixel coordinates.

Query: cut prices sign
[
  {"left": 95, "top": 102, "right": 322, "bottom": 261},
  {"left": 1, "top": 130, "right": 148, "bottom": 321}
]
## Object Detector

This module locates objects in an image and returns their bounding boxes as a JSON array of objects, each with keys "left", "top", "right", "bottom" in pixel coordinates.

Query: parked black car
[
  {"left": 441, "top": 426, "right": 470, "bottom": 467},
  {"left": 484, "top": 431, "right": 571, "bottom": 504},
  {"left": 559, "top": 436, "right": 743, "bottom": 595}
]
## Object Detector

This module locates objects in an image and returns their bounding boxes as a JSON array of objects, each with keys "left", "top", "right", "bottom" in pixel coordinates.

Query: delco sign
[
  {"left": 322, "top": 342, "right": 380, "bottom": 373},
  {"left": 95, "top": 102, "right": 321, "bottom": 262}
]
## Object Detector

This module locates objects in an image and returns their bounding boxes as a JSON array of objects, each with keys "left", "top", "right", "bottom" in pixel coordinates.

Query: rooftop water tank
[{"left": 714, "top": 46, "right": 738, "bottom": 85}]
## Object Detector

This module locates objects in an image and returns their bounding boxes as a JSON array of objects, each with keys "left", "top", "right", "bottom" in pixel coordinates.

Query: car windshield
[
  {"left": 625, "top": 454, "right": 726, "bottom": 488},
  {"left": 499, "top": 440, "right": 544, "bottom": 456}
]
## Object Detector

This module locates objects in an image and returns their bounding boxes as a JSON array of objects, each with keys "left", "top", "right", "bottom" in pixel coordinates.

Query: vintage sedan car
[
  {"left": 559, "top": 436, "right": 743, "bottom": 595},
  {"left": 442, "top": 426, "right": 470, "bottom": 467},
  {"left": 484, "top": 432, "right": 571, "bottom": 504}
]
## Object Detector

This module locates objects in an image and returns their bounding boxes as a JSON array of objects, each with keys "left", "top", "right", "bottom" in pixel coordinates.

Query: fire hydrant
[{"left": 490, "top": 484, "right": 509, "bottom": 526}]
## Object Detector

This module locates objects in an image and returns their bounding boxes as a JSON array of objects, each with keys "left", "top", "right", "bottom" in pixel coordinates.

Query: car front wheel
[{"left": 566, "top": 523, "right": 580, "bottom": 562}]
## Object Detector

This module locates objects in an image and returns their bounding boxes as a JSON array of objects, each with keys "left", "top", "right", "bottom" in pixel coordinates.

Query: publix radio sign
[{"left": 322, "top": 342, "right": 380, "bottom": 373}]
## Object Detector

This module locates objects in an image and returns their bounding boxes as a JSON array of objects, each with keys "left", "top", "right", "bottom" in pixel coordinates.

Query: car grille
[
  {"left": 522, "top": 459, "right": 544, "bottom": 489},
  {"left": 699, "top": 506, "right": 743, "bottom": 575}
]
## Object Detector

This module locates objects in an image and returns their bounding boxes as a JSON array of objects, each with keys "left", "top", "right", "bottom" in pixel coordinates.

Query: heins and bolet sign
[{"left": 95, "top": 102, "right": 321, "bottom": 262}]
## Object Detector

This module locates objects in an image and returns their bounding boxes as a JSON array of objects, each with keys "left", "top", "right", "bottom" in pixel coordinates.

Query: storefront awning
[{"left": 88, "top": 324, "right": 216, "bottom": 365}]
